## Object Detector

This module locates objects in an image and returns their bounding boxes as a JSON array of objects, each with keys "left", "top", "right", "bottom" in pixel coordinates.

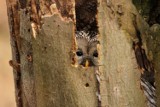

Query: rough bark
[
  {"left": 133, "top": 0, "right": 160, "bottom": 106},
  {"left": 6, "top": 0, "right": 160, "bottom": 107},
  {"left": 7, "top": 0, "right": 22, "bottom": 107},
  {"left": 149, "top": 23, "right": 160, "bottom": 107},
  {"left": 98, "top": 0, "right": 158, "bottom": 107},
  {"left": 7, "top": 0, "right": 98, "bottom": 107},
  {"left": 33, "top": 14, "right": 98, "bottom": 107},
  {"left": 98, "top": 0, "right": 146, "bottom": 106}
]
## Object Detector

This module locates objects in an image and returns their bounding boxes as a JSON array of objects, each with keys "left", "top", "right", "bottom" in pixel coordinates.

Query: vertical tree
[{"left": 6, "top": 0, "right": 160, "bottom": 107}]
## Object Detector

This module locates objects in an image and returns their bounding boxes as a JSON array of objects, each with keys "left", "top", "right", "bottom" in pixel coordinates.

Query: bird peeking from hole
[{"left": 75, "top": 31, "right": 99, "bottom": 68}]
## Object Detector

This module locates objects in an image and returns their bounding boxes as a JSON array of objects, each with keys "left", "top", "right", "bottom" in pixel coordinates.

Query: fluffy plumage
[
  {"left": 141, "top": 78, "right": 156, "bottom": 107},
  {"left": 75, "top": 31, "right": 99, "bottom": 67}
]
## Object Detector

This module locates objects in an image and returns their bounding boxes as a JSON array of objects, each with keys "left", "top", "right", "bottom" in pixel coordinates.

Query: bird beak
[{"left": 85, "top": 60, "right": 89, "bottom": 68}]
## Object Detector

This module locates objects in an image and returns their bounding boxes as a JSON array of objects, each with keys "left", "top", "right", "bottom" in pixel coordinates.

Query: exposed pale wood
[
  {"left": 6, "top": 0, "right": 160, "bottom": 107},
  {"left": 98, "top": 0, "right": 147, "bottom": 106},
  {"left": 32, "top": 14, "right": 98, "bottom": 107},
  {"left": 7, "top": 0, "right": 98, "bottom": 106}
]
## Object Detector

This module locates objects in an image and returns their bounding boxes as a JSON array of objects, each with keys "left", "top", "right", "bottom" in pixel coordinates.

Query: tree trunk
[
  {"left": 6, "top": 0, "right": 159, "bottom": 107},
  {"left": 98, "top": 0, "right": 147, "bottom": 106}
]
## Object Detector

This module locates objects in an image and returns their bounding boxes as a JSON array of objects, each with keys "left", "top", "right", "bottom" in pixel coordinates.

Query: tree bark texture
[
  {"left": 7, "top": 0, "right": 98, "bottom": 107},
  {"left": 98, "top": 0, "right": 160, "bottom": 106},
  {"left": 98, "top": 0, "right": 146, "bottom": 106},
  {"left": 6, "top": 0, "right": 160, "bottom": 107},
  {"left": 133, "top": 0, "right": 160, "bottom": 106}
]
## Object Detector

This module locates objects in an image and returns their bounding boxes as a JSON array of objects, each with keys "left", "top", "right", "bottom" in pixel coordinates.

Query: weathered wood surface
[
  {"left": 6, "top": 0, "right": 160, "bottom": 107},
  {"left": 98, "top": 0, "right": 147, "bottom": 106},
  {"left": 7, "top": 0, "right": 98, "bottom": 107},
  {"left": 33, "top": 14, "right": 98, "bottom": 107}
]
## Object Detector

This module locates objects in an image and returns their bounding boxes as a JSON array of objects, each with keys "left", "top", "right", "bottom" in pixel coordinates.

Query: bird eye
[
  {"left": 93, "top": 51, "right": 98, "bottom": 57},
  {"left": 76, "top": 50, "right": 83, "bottom": 56}
]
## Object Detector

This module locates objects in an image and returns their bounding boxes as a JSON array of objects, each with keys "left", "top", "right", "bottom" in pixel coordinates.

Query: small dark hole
[
  {"left": 28, "top": 29, "right": 30, "bottom": 32},
  {"left": 85, "top": 83, "right": 89, "bottom": 87},
  {"left": 44, "top": 46, "right": 47, "bottom": 50},
  {"left": 25, "top": 9, "right": 28, "bottom": 15},
  {"left": 27, "top": 54, "right": 30, "bottom": 57}
]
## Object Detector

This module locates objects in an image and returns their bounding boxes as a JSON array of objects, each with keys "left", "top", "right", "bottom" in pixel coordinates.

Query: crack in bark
[
  {"left": 133, "top": 16, "right": 155, "bottom": 86},
  {"left": 54, "top": 0, "right": 74, "bottom": 19},
  {"left": 133, "top": 16, "right": 156, "bottom": 107},
  {"left": 30, "top": 0, "right": 41, "bottom": 25}
]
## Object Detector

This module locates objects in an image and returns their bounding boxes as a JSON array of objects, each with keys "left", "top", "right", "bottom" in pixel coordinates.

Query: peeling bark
[
  {"left": 7, "top": 0, "right": 98, "bottom": 107},
  {"left": 54, "top": 0, "right": 75, "bottom": 19},
  {"left": 6, "top": 0, "right": 22, "bottom": 107},
  {"left": 33, "top": 14, "right": 98, "bottom": 107},
  {"left": 98, "top": 0, "right": 157, "bottom": 106},
  {"left": 6, "top": 0, "right": 160, "bottom": 107}
]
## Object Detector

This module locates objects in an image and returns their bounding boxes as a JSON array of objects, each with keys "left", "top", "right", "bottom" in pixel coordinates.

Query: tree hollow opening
[{"left": 73, "top": 0, "right": 99, "bottom": 68}]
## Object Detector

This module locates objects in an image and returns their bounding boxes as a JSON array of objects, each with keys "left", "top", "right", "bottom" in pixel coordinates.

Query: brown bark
[
  {"left": 98, "top": 0, "right": 157, "bottom": 106},
  {"left": 98, "top": 1, "right": 146, "bottom": 106},
  {"left": 6, "top": 0, "right": 21, "bottom": 107},
  {"left": 7, "top": 0, "right": 98, "bottom": 107},
  {"left": 133, "top": 0, "right": 160, "bottom": 106},
  {"left": 6, "top": 0, "right": 160, "bottom": 107}
]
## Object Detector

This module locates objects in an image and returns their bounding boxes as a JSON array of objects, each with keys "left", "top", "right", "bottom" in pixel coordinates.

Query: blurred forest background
[{"left": 0, "top": 0, "right": 16, "bottom": 107}]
